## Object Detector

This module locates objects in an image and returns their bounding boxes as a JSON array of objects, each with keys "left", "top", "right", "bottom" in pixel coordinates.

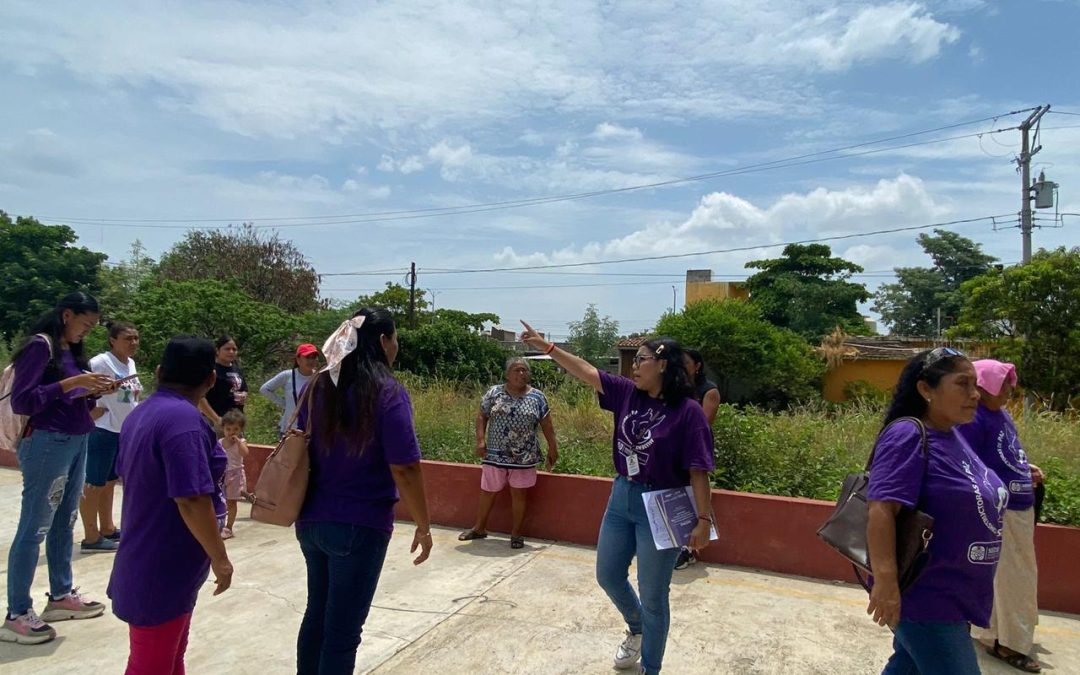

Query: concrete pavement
[{"left": 1, "top": 467, "right": 1077, "bottom": 674}]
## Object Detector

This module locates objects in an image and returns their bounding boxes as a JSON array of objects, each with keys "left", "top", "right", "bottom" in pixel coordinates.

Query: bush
[
  {"left": 656, "top": 299, "right": 825, "bottom": 407},
  {"left": 396, "top": 320, "right": 509, "bottom": 382}
]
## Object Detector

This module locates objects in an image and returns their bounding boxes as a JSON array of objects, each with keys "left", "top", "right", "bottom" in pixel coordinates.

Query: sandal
[
  {"left": 510, "top": 536, "right": 525, "bottom": 549},
  {"left": 987, "top": 641, "right": 1042, "bottom": 673},
  {"left": 458, "top": 529, "right": 488, "bottom": 541}
]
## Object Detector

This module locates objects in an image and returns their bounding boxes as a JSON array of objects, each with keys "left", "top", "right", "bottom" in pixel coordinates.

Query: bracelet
[
  {"left": 544, "top": 343, "right": 556, "bottom": 355},
  {"left": 417, "top": 530, "right": 432, "bottom": 537},
  {"left": 697, "top": 515, "right": 713, "bottom": 523}
]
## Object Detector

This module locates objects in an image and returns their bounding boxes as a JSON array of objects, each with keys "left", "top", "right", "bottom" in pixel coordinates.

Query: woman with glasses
[
  {"left": 259, "top": 343, "right": 320, "bottom": 438},
  {"left": 866, "top": 348, "right": 1007, "bottom": 674},
  {"left": 520, "top": 321, "right": 714, "bottom": 675},
  {"left": 958, "top": 360, "right": 1044, "bottom": 673}
]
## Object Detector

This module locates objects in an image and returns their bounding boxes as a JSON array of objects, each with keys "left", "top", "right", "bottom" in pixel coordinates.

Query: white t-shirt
[
  {"left": 259, "top": 368, "right": 314, "bottom": 434},
  {"left": 90, "top": 352, "right": 143, "bottom": 433}
]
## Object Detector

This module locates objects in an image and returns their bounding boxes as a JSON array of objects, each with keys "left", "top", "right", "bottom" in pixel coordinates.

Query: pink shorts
[{"left": 480, "top": 465, "right": 537, "bottom": 492}]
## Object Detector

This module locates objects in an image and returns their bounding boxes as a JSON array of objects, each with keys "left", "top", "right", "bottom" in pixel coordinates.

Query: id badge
[{"left": 626, "top": 452, "right": 640, "bottom": 477}]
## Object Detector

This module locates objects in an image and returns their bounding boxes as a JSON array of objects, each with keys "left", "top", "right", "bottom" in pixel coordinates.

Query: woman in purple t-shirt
[
  {"left": 521, "top": 321, "right": 715, "bottom": 675},
  {"left": 2, "top": 292, "right": 115, "bottom": 646},
  {"left": 958, "top": 360, "right": 1044, "bottom": 673},
  {"left": 867, "top": 348, "right": 1007, "bottom": 675},
  {"left": 295, "top": 308, "right": 432, "bottom": 675}
]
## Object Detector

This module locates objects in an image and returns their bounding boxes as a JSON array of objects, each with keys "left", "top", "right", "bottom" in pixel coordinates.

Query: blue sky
[{"left": 2, "top": 1, "right": 1078, "bottom": 339}]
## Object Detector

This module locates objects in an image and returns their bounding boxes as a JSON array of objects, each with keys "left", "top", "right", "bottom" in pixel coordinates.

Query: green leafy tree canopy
[
  {"left": 872, "top": 230, "right": 996, "bottom": 336},
  {"left": 157, "top": 223, "right": 324, "bottom": 314},
  {"left": 0, "top": 212, "right": 106, "bottom": 345},
  {"left": 952, "top": 247, "right": 1080, "bottom": 409},
  {"left": 656, "top": 299, "right": 824, "bottom": 407},
  {"left": 568, "top": 304, "right": 619, "bottom": 366},
  {"left": 744, "top": 243, "right": 870, "bottom": 340}
]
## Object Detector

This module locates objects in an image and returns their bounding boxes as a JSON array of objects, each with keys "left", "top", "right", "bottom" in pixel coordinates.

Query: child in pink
[{"left": 219, "top": 410, "right": 249, "bottom": 540}]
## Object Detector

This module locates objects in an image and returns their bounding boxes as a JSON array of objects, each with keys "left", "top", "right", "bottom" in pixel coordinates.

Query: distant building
[
  {"left": 821, "top": 336, "right": 990, "bottom": 402},
  {"left": 685, "top": 269, "right": 749, "bottom": 305}
]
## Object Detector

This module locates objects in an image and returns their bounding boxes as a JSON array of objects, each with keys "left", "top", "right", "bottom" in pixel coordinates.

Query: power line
[
  {"left": 33, "top": 111, "right": 1033, "bottom": 231},
  {"left": 405, "top": 214, "right": 1016, "bottom": 274},
  {"left": 1048, "top": 110, "right": 1080, "bottom": 117}
]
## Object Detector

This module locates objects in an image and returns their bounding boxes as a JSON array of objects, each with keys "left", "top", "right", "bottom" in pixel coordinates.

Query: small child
[{"left": 219, "top": 409, "right": 250, "bottom": 540}]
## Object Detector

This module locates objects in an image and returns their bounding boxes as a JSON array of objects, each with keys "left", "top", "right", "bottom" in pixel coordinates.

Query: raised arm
[{"left": 520, "top": 320, "right": 602, "bottom": 393}]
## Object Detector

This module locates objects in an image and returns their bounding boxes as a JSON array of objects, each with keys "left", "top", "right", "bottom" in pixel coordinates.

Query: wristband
[
  {"left": 544, "top": 343, "right": 556, "bottom": 355},
  {"left": 697, "top": 515, "right": 713, "bottom": 522}
]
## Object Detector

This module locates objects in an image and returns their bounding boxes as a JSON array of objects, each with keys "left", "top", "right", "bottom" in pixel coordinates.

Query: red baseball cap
[{"left": 295, "top": 343, "right": 319, "bottom": 358}]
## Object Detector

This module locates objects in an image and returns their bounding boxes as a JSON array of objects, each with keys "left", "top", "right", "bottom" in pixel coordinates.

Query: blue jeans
[
  {"left": 295, "top": 522, "right": 391, "bottom": 675},
  {"left": 882, "top": 621, "right": 980, "bottom": 674},
  {"left": 595, "top": 476, "right": 681, "bottom": 674},
  {"left": 7, "top": 429, "right": 89, "bottom": 616}
]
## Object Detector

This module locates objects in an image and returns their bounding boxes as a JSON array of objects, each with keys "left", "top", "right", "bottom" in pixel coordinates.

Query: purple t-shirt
[
  {"left": 108, "top": 389, "right": 227, "bottom": 627},
  {"left": 868, "top": 419, "right": 1007, "bottom": 627},
  {"left": 11, "top": 337, "right": 95, "bottom": 435},
  {"left": 957, "top": 405, "right": 1034, "bottom": 511},
  {"left": 297, "top": 376, "right": 422, "bottom": 534},
  {"left": 597, "top": 370, "right": 715, "bottom": 489}
]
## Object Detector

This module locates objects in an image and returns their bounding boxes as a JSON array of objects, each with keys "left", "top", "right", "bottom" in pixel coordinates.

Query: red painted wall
[{"left": 7, "top": 443, "right": 1077, "bottom": 614}]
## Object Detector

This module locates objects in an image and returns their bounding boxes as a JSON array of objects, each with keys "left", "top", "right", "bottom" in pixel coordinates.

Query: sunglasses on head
[{"left": 920, "top": 346, "right": 965, "bottom": 373}]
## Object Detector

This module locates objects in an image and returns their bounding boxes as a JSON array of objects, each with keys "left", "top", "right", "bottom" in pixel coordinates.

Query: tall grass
[{"left": 243, "top": 375, "right": 1080, "bottom": 527}]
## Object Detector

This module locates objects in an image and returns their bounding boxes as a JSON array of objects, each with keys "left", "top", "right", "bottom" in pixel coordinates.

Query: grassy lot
[{"left": 244, "top": 374, "right": 1080, "bottom": 528}]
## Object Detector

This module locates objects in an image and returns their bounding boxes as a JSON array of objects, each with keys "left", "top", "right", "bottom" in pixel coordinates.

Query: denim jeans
[
  {"left": 295, "top": 522, "right": 391, "bottom": 675},
  {"left": 7, "top": 429, "right": 89, "bottom": 616},
  {"left": 595, "top": 476, "right": 681, "bottom": 674},
  {"left": 882, "top": 621, "right": 980, "bottom": 674}
]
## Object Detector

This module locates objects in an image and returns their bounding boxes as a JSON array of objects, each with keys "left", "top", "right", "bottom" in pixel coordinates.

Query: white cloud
[
  {"left": 0, "top": 2, "right": 963, "bottom": 140},
  {"left": 495, "top": 174, "right": 948, "bottom": 266},
  {"left": 592, "top": 122, "right": 643, "bottom": 141}
]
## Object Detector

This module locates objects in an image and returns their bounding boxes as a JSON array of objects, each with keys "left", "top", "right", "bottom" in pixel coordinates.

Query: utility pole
[
  {"left": 408, "top": 262, "right": 417, "bottom": 328},
  {"left": 1019, "top": 105, "right": 1050, "bottom": 264},
  {"left": 672, "top": 286, "right": 677, "bottom": 314},
  {"left": 426, "top": 288, "right": 437, "bottom": 313}
]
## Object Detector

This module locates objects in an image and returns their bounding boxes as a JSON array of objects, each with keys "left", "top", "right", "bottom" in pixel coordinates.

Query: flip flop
[
  {"left": 987, "top": 641, "right": 1042, "bottom": 673},
  {"left": 510, "top": 536, "right": 525, "bottom": 549},
  {"left": 458, "top": 529, "right": 488, "bottom": 541}
]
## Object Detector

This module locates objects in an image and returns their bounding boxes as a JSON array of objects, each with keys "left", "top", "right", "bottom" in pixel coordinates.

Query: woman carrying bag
[{"left": 866, "top": 348, "right": 1007, "bottom": 675}]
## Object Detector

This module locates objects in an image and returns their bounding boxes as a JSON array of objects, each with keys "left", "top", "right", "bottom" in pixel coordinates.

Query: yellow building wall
[
  {"left": 685, "top": 281, "right": 750, "bottom": 305},
  {"left": 823, "top": 360, "right": 906, "bottom": 402}
]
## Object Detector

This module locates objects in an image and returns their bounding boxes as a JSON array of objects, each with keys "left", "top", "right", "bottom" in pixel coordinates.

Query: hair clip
[{"left": 654, "top": 344, "right": 666, "bottom": 355}]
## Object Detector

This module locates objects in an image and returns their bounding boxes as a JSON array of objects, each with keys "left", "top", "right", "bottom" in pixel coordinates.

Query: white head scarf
[{"left": 319, "top": 315, "right": 367, "bottom": 385}]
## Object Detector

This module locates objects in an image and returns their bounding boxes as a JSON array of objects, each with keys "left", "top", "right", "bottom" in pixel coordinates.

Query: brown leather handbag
[
  {"left": 817, "top": 417, "right": 935, "bottom": 592},
  {"left": 250, "top": 381, "right": 315, "bottom": 527}
]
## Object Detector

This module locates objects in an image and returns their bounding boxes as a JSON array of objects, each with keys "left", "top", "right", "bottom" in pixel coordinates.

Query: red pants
[{"left": 126, "top": 612, "right": 192, "bottom": 675}]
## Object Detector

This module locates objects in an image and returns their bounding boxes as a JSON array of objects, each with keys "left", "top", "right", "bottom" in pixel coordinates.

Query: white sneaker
[
  {"left": 0, "top": 609, "right": 57, "bottom": 645},
  {"left": 613, "top": 630, "right": 642, "bottom": 669}
]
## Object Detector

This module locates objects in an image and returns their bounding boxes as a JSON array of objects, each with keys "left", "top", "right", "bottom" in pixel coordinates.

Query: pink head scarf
[{"left": 972, "top": 359, "right": 1018, "bottom": 396}]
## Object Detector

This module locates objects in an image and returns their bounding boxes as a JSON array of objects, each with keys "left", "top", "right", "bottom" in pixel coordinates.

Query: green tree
[
  {"left": 124, "top": 279, "right": 296, "bottom": 374},
  {"left": 354, "top": 282, "right": 428, "bottom": 326},
  {"left": 428, "top": 308, "right": 499, "bottom": 332},
  {"left": 97, "top": 239, "right": 158, "bottom": 321},
  {"left": 0, "top": 212, "right": 106, "bottom": 345},
  {"left": 873, "top": 230, "right": 997, "bottom": 336},
  {"left": 157, "top": 223, "right": 324, "bottom": 314},
  {"left": 951, "top": 247, "right": 1080, "bottom": 409},
  {"left": 656, "top": 299, "right": 824, "bottom": 407},
  {"left": 397, "top": 320, "right": 508, "bottom": 382},
  {"left": 568, "top": 304, "right": 619, "bottom": 366},
  {"left": 744, "top": 243, "right": 870, "bottom": 340}
]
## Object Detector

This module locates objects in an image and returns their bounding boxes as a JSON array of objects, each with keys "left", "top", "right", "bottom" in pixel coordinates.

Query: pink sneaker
[
  {"left": 40, "top": 588, "right": 106, "bottom": 622},
  {"left": 221, "top": 527, "right": 234, "bottom": 540},
  {"left": 0, "top": 609, "right": 57, "bottom": 645}
]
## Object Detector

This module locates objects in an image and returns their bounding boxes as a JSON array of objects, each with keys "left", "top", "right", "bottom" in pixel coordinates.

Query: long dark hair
[
  {"left": 643, "top": 337, "right": 694, "bottom": 404},
  {"left": 882, "top": 348, "right": 971, "bottom": 428},
  {"left": 685, "top": 348, "right": 707, "bottom": 388},
  {"left": 314, "top": 307, "right": 396, "bottom": 454},
  {"left": 12, "top": 291, "right": 100, "bottom": 374}
]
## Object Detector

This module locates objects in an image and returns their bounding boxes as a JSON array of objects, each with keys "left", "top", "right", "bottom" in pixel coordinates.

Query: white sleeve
[{"left": 259, "top": 370, "right": 290, "bottom": 408}]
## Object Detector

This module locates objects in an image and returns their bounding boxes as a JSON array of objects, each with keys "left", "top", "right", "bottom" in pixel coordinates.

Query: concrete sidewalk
[{"left": 1, "top": 468, "right": 1077, "bottom": 674}]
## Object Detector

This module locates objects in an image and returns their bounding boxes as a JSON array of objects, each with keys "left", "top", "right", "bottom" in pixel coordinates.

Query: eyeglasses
[
  {"left": 632, "top": 355, "right": 657, "bottom": 367},
  {"left": 920, "top": 346, "right": 965, "bottom": 372}
]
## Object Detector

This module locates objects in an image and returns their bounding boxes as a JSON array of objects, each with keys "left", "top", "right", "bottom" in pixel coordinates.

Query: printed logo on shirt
[
  {"left": 961, "top": 460, "right": 1006, "bottom": 538},
  {"left": 995, "top": 427, "right": 1029, "bottom": 475},
  {"left": 1009, "top": 480, "right": 1034, "bottom": 495},
  {"left": 616, "top": 408, "right": 666, "bottom": 465},
  {"left": 967, "top": 541, "right": 1003, "bottom": 565}
]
